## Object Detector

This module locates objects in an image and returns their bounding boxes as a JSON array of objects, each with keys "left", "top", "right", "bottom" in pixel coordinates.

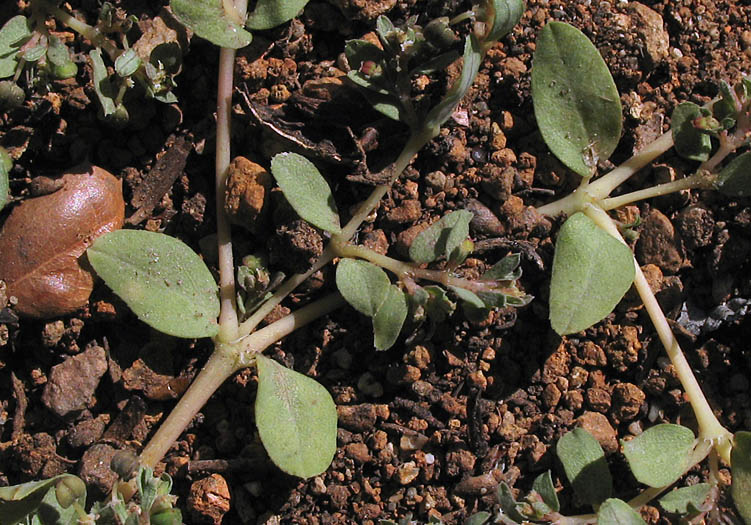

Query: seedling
[
  {"left": 0, "top": 0, "right": 529, "bottom": 522},
  {"left": 0, "top": 0, "right": 181, "bottom": 124},
  {"left": 470, "top": 21, "right": 751, "bottom": 525}
]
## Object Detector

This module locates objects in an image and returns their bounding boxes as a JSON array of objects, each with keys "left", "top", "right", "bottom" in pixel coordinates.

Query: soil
[{"left": 1, "top": 0, "right": 751, "bottom": 524}]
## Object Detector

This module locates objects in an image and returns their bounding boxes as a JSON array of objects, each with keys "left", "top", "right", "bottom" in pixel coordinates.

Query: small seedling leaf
[
  {"left": 255, "top": 354, "right": 337, "bottom": 478},
  {"left": 270, "top": 152, "right": 341, "bottom": 234},
  {"left": 483, "top": 253, "right": 522, "bottom": 281},
  {"left": 0, "top": 474, "right": 86, "bottom": 525},
  {"left": 532, "top": 471, "right": 560, "bottom": 512},
  {"left": 0, "top": 16, "right": 31, "bottom": 78},
  {"left": 483, "top": 0, "right": 525, "bottom": 47},
  {"left": 449, "top": 286, "right": 485, "bottom": 309},
  {"left": 22, "top": 44, "right": 46, "bottom": 63},
  {"left": 731, "top": 431, "right": 751, "bottom": 522},
  {"left": 424, "top": 285, "right": 455, "bottom": 322},
  {"left": 336, "top": 259, "right": 390, "bottom": 317},
  {"left": 424, "top": 36, "right": 483, "bottom": 136},
  {"left": 87, "top": 230, "right": 219, "bottom": 338},
  {"left": 46, "top": 36, "right": 72, "bottom": 68},
  {"left": 496, "top": 482, "right": 526, "bottom": 523},
  {"left": 621, "top": 424, "right": 695, "bottom": 488},
  {"left": 170, "top": 0, "right": 252, "bottom": 49},
  {"left": 671, "top": 102, "right": 712, "bottom": 162},
  {"left": 410, "top": 210, "right": 473, "bottom": 264},
  {"left": 597, "top": 498, "right": 647, "bottom": 525},
  {"left": 531, "top": 22, "right": 622, "bottom": 177},
  {"left": 0, "top": 147, "right": 9, "bottom": 212},
  {"left": 347, "top": 70, "right": 392, "bottom": 97},
  {"left": 89, "top": 49, "right": 118, "bottom": 117},
  {"left": 373, "top": 284, "right": 408, "bottom": 350},
  {"left": 549, "top": 212, "right": 635, "bottom": 335},
  {"left": 658, "top": 484, "right": 712, "bottom": 515},
  {"left": 464, "top": 511, "right": 491, "bottom": 525},
  {"left": 715, "top": 151, "right": 751, "bottom": 197},
  {"left": 556, "top": 427, "right": 612, "bottom": 507},
  {"left": 246, "top": 0, "right": 309, "bottom": 30},
  {"left": 115, "top": 48, "right": 142, "bottom": 77}
]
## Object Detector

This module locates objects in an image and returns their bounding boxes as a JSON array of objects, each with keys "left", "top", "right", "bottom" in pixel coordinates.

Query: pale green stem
[
  {"left": 600, "top": 171, "right": 712, "bottom": 210},
  {"left": 332, "top": 240, "right": 508, "bottom": 293},
  {"left": 538, "top": 131, "right": 674, "bottom": 217},
  {"left": 584, "top": 205, "right": 732, "bottom": 464},
  {"left": 139, "top": 346, "right": 238, "bottom": 468},
  {"left": 215, "top": 45, "right": 240, "bottom": 342},
  {"left": 38, "top": 0, "right": 120, "bottom": 60}
]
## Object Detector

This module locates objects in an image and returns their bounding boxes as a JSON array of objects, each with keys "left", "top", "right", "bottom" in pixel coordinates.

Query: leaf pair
[
  {"left": 336, "top": 259, "right": 408, "bottom": 351},
  {"left": 170, "top": 0, "right": 310, "bottom": 49},
  {"left": 0, "top": 16, "right": 32, "bottom": 78}
]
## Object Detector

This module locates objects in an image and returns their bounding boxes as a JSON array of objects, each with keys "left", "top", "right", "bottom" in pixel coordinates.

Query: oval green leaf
[
  {"left": 410, "top": 210, "right": 473, "bottom": 264},
  {"left": 671, "top": 102, "right": 712, "bottom": 162},
  {"left": 255, "top": 354, "right": 337, "bottom": 478},
  {"left": 170, "top": 0, "right": 252, "bottom": 49},
  {"left": 0, "top": 147, "right": 9, "bottom": 212},
  {"left": 597, "top": 498, "right": 647, "bottom": 525},
  {"left": 732, "top": 431, "right": 751, "bottom": 522},
  {"left": 373, "top": 284, "right": 408, "bottom": 350},
  {"left": 621, "top": 424, "right": 695, "bottom": 488},
  {"left": 246, "top": 0, "right": 309, "bottom": 30},
  {"left": 531, "top": 22, "right": 622, "bottom": 177},
  {"left": 716, "top": 151, "right": 751, "bottom": 197},
  {"left": 556, "top": 427, "right": 612, "bottom": 507},
  {"left": 532, "top": 471, "right": 560, "bottom": 513},
  {"left": 87, "top": 230, "right": 219, "bottom": 338},
  {"left": 0, "top": 15, "right": 31, "bottom": 78},
  {"left": 336, "top": 258, "right": 390, "bottom": 317},
  {"left": 482, "top": 0, "right": 525, "bottom": 48},
  {"left": 549, "top": 212, "right": 635, "bottom": 335},
  {"left": 658, "top": 484, "right": 711, "bottom": 515},
  {"left": 270, "top": 152, "right": 341, "bottom": 234}
]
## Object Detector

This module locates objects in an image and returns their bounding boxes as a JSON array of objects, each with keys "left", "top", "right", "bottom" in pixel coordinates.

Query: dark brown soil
[{"left": 2, "top": 0, "right": 751, "bottom": 524}]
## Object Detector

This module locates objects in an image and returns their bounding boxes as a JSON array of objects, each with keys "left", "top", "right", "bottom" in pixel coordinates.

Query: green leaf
[
  {"left": 621, "top": 424, "right": 695, "bottom": 488},
  {"left": 246, "top": 0, "right": 310, "bottom": 30},
  {"left": 336, "top": 259, "right": 390, "bottom": 317},
  {"left": 732, "top": 431, "right": 751, "bottom": 522},
  {"left": 344, "top": 39, "right": 384, "bottom": 73},
  {"left": 170, "top": 0, "right": 252, "bottom": 49},
  {"left": 373, "top": 284, "right": 408, "bottom": 350},
  {"left": 89, "top": 48, "right": 118, "bottom": 117},
  {"left": 496, "top": 483, "right": 526, "bottom": 523},
  {"left": 423, "top": 285, "right": 456, "bottom": 322},
  {"left": 482, "top": 0, "right": 525, "bottom": 48},
  {"left": 115, "top": 48, "right": 142, "bottom": 77},
  {"left": 255, "top": 354, "right": 337, "bottom": 478},
  {"left": 482, "top": 253, "right": 522, "bottom": 281},
  {"left": 87, "top": 230, "right": 220, "bottom": 338},
  {"left": 449, "top": 286, "right": 485, "bottom": 309},
  {"left": 597, "top": 498, "right": 647, "bottom": 525},
  {"left": 0, "top": 16, "right": 31, "bottom": 78},
  {"left": 549, "top": 212, "right": 635, "bottom": 335},
  {"left": 270, "top": 152, "right": 341, "bottom": 234},
  {"left": 658, "top": 484, "right": 712, "bottom": 515},
  {"left": 0, "top": 146, "right": 9, "bottom": 212},
  {"left": 45, "top": 36, "right": 72, "bottom": 68},
  {"left": 410, "top": 210, "right": 473, "bottom": 264},
  {"left": 424, "top": 36, "right": 483, "bottom": 136},
  {"left": 21, "top": 44, "right": 46, "bottom": 63},
  {"left": 715, "top": 151, "right": 751, "bottom": 197},
  {"left": 0, "top": 474, "right": 85, "bottom": 525},
  {"left": 531, "top": 22, "right": 622, "bottom": 177},
  {"left": 671, "top": 102, "right": 712, "bottom": 162},
  {"left": 532, "top": 471, "right": 560, "bottom": 513},
  {"left": 556, "top": 427, "right": 612, "bottom": 507},
  {"left": 464, "top": 512, "right": 491, "bottom": 525}
]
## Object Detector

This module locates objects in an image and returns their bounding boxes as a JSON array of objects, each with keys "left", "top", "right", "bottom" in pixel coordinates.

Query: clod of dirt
[
  {"left": 0, "top": 164, "right": 124, "bottom": 318},
  {"left": 187, "top": 474, "right": 231, "bottom": 525},
  {"left": 224, "top": 156, "right": 272, "bottom": 234},
  {"left": 635, "top": 208, "right": 685, "bottom": 274},
  {"left": 576, "top": 411, "right": 618, "bottom": 454},
  {"left": 628, "top": 3, "right": 670, "bottom": 69},
  {"left": 78, "top": 443, "right": 118, "bottom": 499},
  {"left": 41, "top": 343, "right": 108, "bottom": 418}
]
